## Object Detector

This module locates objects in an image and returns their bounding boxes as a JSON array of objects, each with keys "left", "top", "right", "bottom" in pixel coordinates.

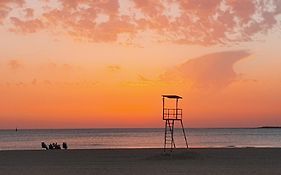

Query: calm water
[{"left": 0, "top": 128, "right": 281, "bottom": 150}]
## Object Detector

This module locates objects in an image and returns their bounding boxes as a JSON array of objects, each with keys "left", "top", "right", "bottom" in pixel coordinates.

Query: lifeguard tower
[{"left": 162, "top": 95, "right": 188, "bottom": 152}]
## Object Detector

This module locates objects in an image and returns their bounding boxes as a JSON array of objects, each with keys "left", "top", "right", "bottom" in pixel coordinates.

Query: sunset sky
[{"left": 0, "top": 0, "right": 281, "bottom": 129}]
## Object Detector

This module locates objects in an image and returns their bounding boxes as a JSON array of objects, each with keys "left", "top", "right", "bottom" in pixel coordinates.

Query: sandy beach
[{"left": 0, "top": 148, "right": 281, "bottom": 175}]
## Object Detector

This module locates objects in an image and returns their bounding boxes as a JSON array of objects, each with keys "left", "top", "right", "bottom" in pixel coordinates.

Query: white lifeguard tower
[{"left": 162, "top": 95, "right": 188, "bottom": 152}]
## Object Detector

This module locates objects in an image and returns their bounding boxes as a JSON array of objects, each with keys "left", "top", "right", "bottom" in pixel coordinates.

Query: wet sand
[{"left": 0, "top": 148, "right": 281, "bottom": 175}]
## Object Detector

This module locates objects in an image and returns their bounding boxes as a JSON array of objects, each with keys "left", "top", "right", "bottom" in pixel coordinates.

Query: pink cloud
[
  {"left": 9, "top": 17, "right": 44, "bottom": 33},
  {"left": 24, "top": 8, "right": 34, "bottom": 18},
  {"left": 161, "top": 50, "right": 251, "bottom": 88},
  {"left": 2, "top": 0, "right": 281, "bottom": 45},
  {"left": 0, "top": 0, "right": 24, "bottom": 24},
  {"left": 40, "top": 0, "right": 135, "bottom": 42},
  {"left": 133, "top": 0, "right": 165, "bottom": 18}
]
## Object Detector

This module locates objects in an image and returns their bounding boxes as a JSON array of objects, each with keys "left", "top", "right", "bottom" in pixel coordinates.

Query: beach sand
[{"left": 0, "top": 148, "right": 281, "bottom": 175}]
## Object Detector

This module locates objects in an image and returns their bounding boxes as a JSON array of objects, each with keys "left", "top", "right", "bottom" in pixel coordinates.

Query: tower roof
[{"left": 162, "top": 95, "right": 182, "bottom": 99}]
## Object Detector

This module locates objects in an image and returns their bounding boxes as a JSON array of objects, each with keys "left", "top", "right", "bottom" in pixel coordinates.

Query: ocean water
[{"left": 0, "top": 128, "right": 281, "bottom": 150}]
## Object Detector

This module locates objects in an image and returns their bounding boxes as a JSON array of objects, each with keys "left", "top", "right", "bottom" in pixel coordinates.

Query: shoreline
[
  {"left": 1, "top": 146, "right": 281, "bottom": 151},
  {"left": 1, "top": 148, "right": 281, "bottom": 175}
]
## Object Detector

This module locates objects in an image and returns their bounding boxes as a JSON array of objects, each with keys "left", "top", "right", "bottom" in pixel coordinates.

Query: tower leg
[
  {"left": 180, "top": 120, "right": 189, "bottom": 148},
  {"left": 171, "top": 120, "right": 176, "bottom": 149},
  {"left": 164, "top": 120, "right": 167, "bottom": 151}
]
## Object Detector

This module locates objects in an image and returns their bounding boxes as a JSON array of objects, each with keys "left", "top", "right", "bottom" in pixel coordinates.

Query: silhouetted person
[
  {"left": 49, "top": 144, "right": 54, "bottom": 150},
  {"left": 57, "top": 144, "right": 61, "bottom": 149},
  {"left": 51, "top": 142, "right": 61, "bottom": 149},
  {"left": 62, "top": 142, "right": 68, "bottom": 150},
  {"left": 41, "top": 142, "right": 48, "bottom": 150}
]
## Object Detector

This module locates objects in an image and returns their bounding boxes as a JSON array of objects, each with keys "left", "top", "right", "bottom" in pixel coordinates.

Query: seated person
[
  {"left": 62, "top": 142, "right": 68, "bottom": 150},
  {"left": 48, "top": 144, "right": 54, "bottom": 150},
  {"left": 41, "top": 142, "right": 48, "bottom": 150}
]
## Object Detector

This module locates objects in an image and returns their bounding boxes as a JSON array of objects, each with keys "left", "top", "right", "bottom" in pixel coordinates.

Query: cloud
[
  {"left": 107, "top": 65, "right": 121, "bottom": 72},
  {"left": 9, "top": 17, "right": 45, "bottom": 33},
  {"left": 24, "top": 8, "right": 34, "bottom": 18},
  {"left": 41, "top": 62, "right": 80, "bottom": 73},
  {"left": 2, "top": 0, "right": 281, "bottom": 45},
  {"left": 0, "top": 0, "right": 24, "bottom": 24},
  {"left": 161, "top": 50, "right": 251, "bottom": 88},
  {"left": 122, "top": 74, "right": 157, "bottom": 87},
  {"left": 41, "top": 0, "right": 135, "bottom": 42},
  {"left": 137, "top": 74, "right": 151, "bottom": 82},
  {"left": 7, "top": 59, "right": 23, "bottom": 70}
]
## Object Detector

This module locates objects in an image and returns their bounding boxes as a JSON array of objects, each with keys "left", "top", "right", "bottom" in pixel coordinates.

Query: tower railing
[{"left": 163, "top": 108, "right": 182, "bottom": 120}]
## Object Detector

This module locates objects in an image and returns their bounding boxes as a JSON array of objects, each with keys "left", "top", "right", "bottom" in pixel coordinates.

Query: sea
[{"left": 0, "top": 128, "right": 281, "bottom": 150}]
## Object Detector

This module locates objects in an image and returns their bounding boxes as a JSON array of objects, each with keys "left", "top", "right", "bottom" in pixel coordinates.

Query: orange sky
[{"left": 0, "top": 0, "right": 281, "bottom": 129}]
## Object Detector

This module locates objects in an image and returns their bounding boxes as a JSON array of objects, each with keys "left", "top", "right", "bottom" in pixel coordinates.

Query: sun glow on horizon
[{"left": 0, "top": 0, "right": 281, "bottom": 129}]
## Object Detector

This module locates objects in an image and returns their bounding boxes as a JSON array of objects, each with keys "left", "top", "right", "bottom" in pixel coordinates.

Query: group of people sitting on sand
[{"left": 41, "top": 142, "right": 68, "bottom": 150}]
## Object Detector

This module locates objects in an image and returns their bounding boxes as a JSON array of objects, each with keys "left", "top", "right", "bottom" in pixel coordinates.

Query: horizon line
[{"left": 1, "top": 126, "right": 280, "bottom": 130}]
